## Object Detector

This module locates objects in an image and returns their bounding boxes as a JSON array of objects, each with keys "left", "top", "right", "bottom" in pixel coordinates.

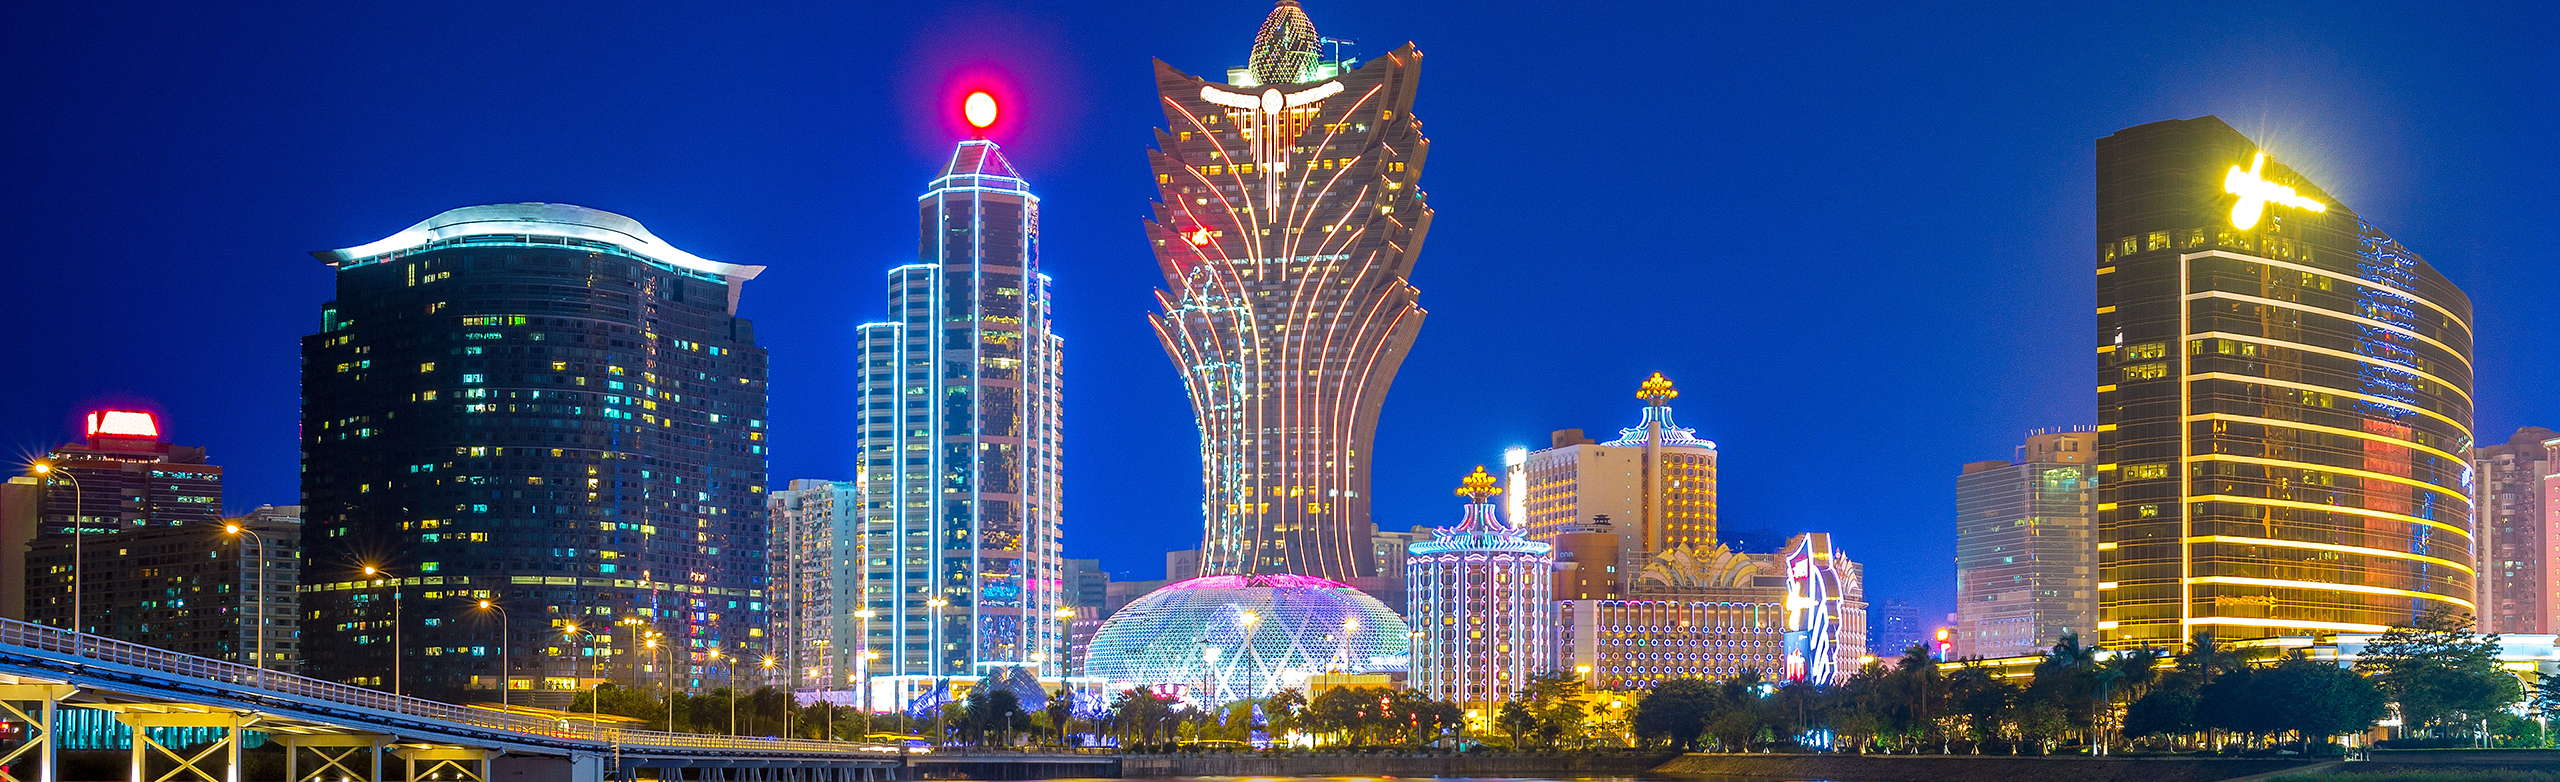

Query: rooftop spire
[
  {"left": 1456, "top": 465, "right": 1501, "bottom": 504},
  {"left": 1638, "top": 372, "right": 1679, "bottom": 407},
  {"left": 1248, "top": 0, "right": 1321, "bottom": 86}
]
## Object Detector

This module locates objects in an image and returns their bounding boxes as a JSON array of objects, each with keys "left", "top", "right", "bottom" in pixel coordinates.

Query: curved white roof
[{"left": 312, "top": 203, "right": 763, "bottom": 282}]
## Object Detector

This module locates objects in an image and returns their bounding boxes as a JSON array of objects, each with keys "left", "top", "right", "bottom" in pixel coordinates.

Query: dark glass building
[
  {"left": 1146, "top": 1, "right": 1432, "bottom": 581},
  {"left": 2095, "top": 117, "right": 2476, "bottom": 647},
  {"left": 300, "top": 203, "right": 771, "bottom": 702}
]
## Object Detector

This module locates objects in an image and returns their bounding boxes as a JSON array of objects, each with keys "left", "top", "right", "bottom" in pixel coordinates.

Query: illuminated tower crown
[{"left": 1248, "top": 1, "right": 1321, "bottom": 85}]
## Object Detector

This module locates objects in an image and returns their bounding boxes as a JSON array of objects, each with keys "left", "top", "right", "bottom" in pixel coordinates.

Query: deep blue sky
[{"left": 4, "top": 2, "right": 2552, "bottom": 625}]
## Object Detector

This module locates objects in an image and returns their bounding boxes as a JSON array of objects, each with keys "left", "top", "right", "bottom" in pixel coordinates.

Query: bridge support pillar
[
  {"left": 392, "top": 746, "right": 494, "bottom": 782},
  {"left": 272, "top": 734, "right": 391, "bottom": 782},
  {"left": 0, "top": 683, "right": 77, "bottom": 782},
  {"left": 565, "top": 754, "right": 602, "bottom": 782},
  {"left": 114, "top": 712, "right": 248, "bottom": 782}
]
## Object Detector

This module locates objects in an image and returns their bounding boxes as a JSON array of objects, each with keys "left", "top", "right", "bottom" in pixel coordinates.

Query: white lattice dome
[{"left": 1084, "top": 574, "right": 1408, "bottom": 705}]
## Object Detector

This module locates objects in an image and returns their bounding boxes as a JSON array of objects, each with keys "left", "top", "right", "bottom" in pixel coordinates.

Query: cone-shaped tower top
[{"left": 1249, "top": 0, "right": 1322, "bottom": 86}]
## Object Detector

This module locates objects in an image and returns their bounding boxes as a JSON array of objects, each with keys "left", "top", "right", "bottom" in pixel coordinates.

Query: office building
[
  {"left": 1954, "top": 428, "right": 2098, "bottom": 660},
  {"left": 1872, "top": 599, "right": 1924, "bottom": 658},
  {"left": 853, "top": 118, "right": 1066, "bottom": 687},
  {"left": 770, "top": 479, "right": 858, "bottom": 692},
  {"left": 2470, "top": 427, "right": 2557, "bottom": 634},
  {"left": 2096, "top": 117, "right": 2477, "bottom": 647},
  {"left": 1519, "top": 374, "right": 1719, "bottom": 596},
  {"left": 26, "top": 504, "right": 301, "bottom": 669},
  {"left": 1146, "top": 0, "right": 1432, "bottom": 581},
  {"left": 300, "top": 203, "right": 772, "bottom": 700},
  {"left": 1550, "top": 517, "right": 1625, "bottom": 600},
  {"left": 1062, "top": 559, "right": 1107, "bottom": 675},
  {"left": 1406, "top": 467, "right": 1552, "bottom": 708},
  {"left": 16, "top": 410, "right": 225, "bottom": 635},
  {"left": 1367, "top": 523, "right": 1431, "bottom": 610}
]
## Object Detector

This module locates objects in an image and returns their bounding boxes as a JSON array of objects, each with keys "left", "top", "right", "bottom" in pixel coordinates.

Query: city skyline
[{"left": 4, "top": 2, "right": 2554, "bottom": 625}]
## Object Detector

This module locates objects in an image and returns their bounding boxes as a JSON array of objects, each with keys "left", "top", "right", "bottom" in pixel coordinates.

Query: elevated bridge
[{"left": 0, "top": 619, "right": 914, "bottom": 782}]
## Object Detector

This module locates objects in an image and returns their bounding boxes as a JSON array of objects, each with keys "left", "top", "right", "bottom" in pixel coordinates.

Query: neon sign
[
  {"left": 86, "top": 410, "right": 159, "bottom": 438},
  {"left": 2223, "top": 152, "right": 2325, "bottom": 229}
]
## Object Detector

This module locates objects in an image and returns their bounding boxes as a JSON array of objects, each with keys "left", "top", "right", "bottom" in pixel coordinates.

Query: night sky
[{"left": 4, "top": 1, "right": 2552, "bottom": 625}]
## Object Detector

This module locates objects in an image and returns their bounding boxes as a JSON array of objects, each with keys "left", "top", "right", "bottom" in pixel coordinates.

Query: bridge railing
[{"left": 0, "top": 618, "right": 893, "bottom": 757}]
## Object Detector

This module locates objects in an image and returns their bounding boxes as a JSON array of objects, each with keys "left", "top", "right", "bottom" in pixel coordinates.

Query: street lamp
[
  {"left": 29, "top": 463, "right": 83, "bottom": 636},
  {"left": 853, "top": 607, "right": 877, "bottom": 705},
  {"left": 363, "top": 565, "right": 403, "bottom": 696},
  {"left": 474, "top": 599, "right": 511, "bottom": 707},
  {"left": 221, "top": 522, "right": 267, "bottom": 672},
  {"left": 563, "top": 621, "right": 600, "bottom": 731},
  {"left": 1055, "top": 607, "right": 1079, "bottom": 677},
  {"left": 709, "top": 649, "right": 736, "bottom": 736},
  {"left": 926, "top": 597, "right": 950, "bottom": 745},
  {"left": 759, "top": 655, "right": 778, "bottom": 737}
]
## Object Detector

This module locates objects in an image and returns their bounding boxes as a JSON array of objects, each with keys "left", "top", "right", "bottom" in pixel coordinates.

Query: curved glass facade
[
  {"left": 2096, "top": 117, "right": 2475, "bottom": 647},
  {"left": 1082, "top": 574, "right": 1408, "bottom": 705}
]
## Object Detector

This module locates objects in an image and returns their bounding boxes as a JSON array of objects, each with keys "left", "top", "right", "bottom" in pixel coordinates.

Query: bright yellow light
[
  {"left": 363, "top": 565, "right": 379, "bottom": 576},
  {"left": 927, "top": 597, "right": 949, "bottom": 608},
  {"left": 478, "top": 599, "right": 492, "bottom": 609},
  {"left": 761, "top": 656, "right": 776, "bottom": 668},
  {"left": 963, "top": 92, "right": 998, "bottom": 129},
  {"left": 31, "top": 463, "right": 51, "bottom": 475},
  {"left": 1240, "top": 611, "right": 1259, "bottom": 625},
  {"left": 224, "top": 524, "right": 243, "bottom": 534},
  {"left": 2224, "top": 152, "right": 2325, "bottom": 229}
]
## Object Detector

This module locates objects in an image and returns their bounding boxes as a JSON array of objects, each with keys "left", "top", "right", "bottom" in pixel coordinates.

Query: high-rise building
[
  {"left": 17, "top": 410, "right": 225, "bottom": 634},
  {"left": 1062, "top": 558, "right": 1108, "bottom": 675},
  {"left": 2096, "top": 117, "right": 2477, "bottom": 647},
  {"left": 1406, "top": 467, "right": 1552, "bottom": 708},
  {"left": 1366, "top": 523, "right": 1430, "bottom": 609},
  {"left": 853, "top": 117, "right": 1066, "bottom": 688},
  {"left": 1147, "top": 0, "right": 1431, "bottom": 581},
  {"left": 2469, "top": 427, "right": 2557, "bottom": 634},
  {"left": 1954, "top": 428, "right": 2098, "bottom": 660},
  {"left": 27, "top": 505, "right": 302, "bottom": 670},
  {"left": 300, "top": 203, "right": 772, "bottom": 700},
  {"left": 1518, "top": 374, "right": 1719, "bottom": 589},
  {"left": 770, "top": 479, "right": 858, "bottom": 692},
  {"left": 1871, "top": 599, "right": 1924, "bottom": 659}
]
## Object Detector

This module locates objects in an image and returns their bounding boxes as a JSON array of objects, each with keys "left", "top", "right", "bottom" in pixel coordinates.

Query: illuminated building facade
[
  {"left": 1147, "top": 1, "right": 1431, "bottom": 581},
  {"left": 16, "top": 412, "right": 226, "bottom": 632},
  {"left": 2095, "top": 117, "right": 2477, "bottom": 647},
  {"left": 854, "top": 132, "right": 1067, "bottom": 685},
  {"left": 1557, "top": 599, "right": 1784, "bottom": 692},
  {"left": 1954, "top": 428, "right": 2097, "bottom": 659},
  {"left": 2469, "top": 427, "right": 2557, "bottom": 634},
  {"left": 1779, "top": 533, "right": 1863, "bottom": 685},
  {"left": 1406, "top": 467, "right": 1553, "bottom": 707},
  {"left": 770, "top": 479, "right": 857, "bottom": 691},
  {"left": 301, "top": 203, "right": 771, "bottom": 700},
  {"left": 1518, "top": 374, "right": 1719, "bottom": 592}
]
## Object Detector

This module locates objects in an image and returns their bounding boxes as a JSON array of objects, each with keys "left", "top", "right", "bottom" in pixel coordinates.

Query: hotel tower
[
  {"left": 854, "top": 117, "right": 1068, "bottom": 689},
  {"left": 2095, "top": 117, "right": 2476, "bottom": 647},
  {"left": 1146, "top": 0, "right": 1432, "bottom": 580}
]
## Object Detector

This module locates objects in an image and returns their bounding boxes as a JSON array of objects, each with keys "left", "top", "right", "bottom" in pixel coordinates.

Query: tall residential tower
[
  {"left": 854, "top": 119, "right": 1067, "bottom": 694},
  {"left": 2468, "top": 427, "right": 2556, "bottom": 634},
  {"left": 1147, "top": 1, "right": 1431, "bottom": 581},
  {"left": 301, "top": 204, "right": 771, "bottom": 700},
  {"left": 2094, "top": 117, "right": 2476, "bottom": 647}
]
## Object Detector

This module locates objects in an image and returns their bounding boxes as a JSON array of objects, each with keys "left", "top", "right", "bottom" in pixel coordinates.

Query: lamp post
[
  {"left": 710, "top": 649, "right": 737, "bottom": 736},
  {"left": 926, "top": 597, "right": 949, "bottom": 746},
  {"left": 852, "top": 607, "right": 876, "bottom": 701},
  {"left": 759, "top": 655, "right": 777, "bottom": 738},
  {"left": 363, "top": 565, "right": 402, "bottom": 696},
  {"left": 475, "top": 600, "right": 511, "bottom": 707},
  {"left": 220, "top": 522, "right": 268, "bottom": 672},
  {"left": 1055, "top": 607, "right": 1079, "bottom": 679},
  {"left": 563, "top": 621, "right": 599, "bottom": 732},
  {"left": 29, "top": 463, "right": 83, "bottom": 636}
]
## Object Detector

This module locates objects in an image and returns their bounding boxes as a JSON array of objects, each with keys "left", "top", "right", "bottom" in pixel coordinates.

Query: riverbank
[
  {"left": 1650, "top": 753, "right": 2326, "bottom": 782},
  {"left": 1121, "top": 751, "right": 1678, "bottom": 778}
]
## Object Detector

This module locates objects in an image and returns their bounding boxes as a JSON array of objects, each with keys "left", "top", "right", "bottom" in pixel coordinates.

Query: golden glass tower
[
  {"left": 2095, "top": 117, "right": 2476, "bottom": 647},
  {"left": 1146, "top": 1, "right": 1431, "bottom": 580}
]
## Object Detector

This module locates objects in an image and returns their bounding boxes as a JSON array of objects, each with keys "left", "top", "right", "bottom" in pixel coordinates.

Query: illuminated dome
[
  {"left": 1248, "top": 0, "right": 1321, "bottom": 86},
  {"left": 1085, "top": 574, "right": 1408, "bottom": 705}
]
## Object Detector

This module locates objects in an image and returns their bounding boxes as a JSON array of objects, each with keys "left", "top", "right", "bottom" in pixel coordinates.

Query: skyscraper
[
  {"left": 17, "top": 411, "right": 225, "bottom": 634},
  {"left": 2468, "top": 427, "right": 2556, "bottom": 634},
  {"left": 1871, "top": 599, "right": 1924, "bottom": 659},
  {"left": 2095, "top": 117, "right": 2476, "bottom": 648},
  {"left": 770, "top": 479, "right": 858, "bottom": 691},
  {"left": 1147, "top": 0, "right": 1431, "bottom": 581},
  {"left": 1518, "top": 373, "right": 1720, "bottom": 589},
  {"left": 853, "top": 109, "right": 1066, "bottom": 692},
  {"left": 1406, "top": 467, "right": 1551, "bottom": 708},
  {"left": 300, "top": 203, "right": 771, "bottom": 700},
  {"left": 1954, "top": 429, "right": 2097, "bottom": 660}
]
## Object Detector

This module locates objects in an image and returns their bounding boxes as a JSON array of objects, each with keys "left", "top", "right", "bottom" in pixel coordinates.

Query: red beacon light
[
  {"left": 963, "top": 91, "right": 998, "bottom": 131},
  {"left": 86, "top": 410, "right": 159, "bottom": 439}
]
